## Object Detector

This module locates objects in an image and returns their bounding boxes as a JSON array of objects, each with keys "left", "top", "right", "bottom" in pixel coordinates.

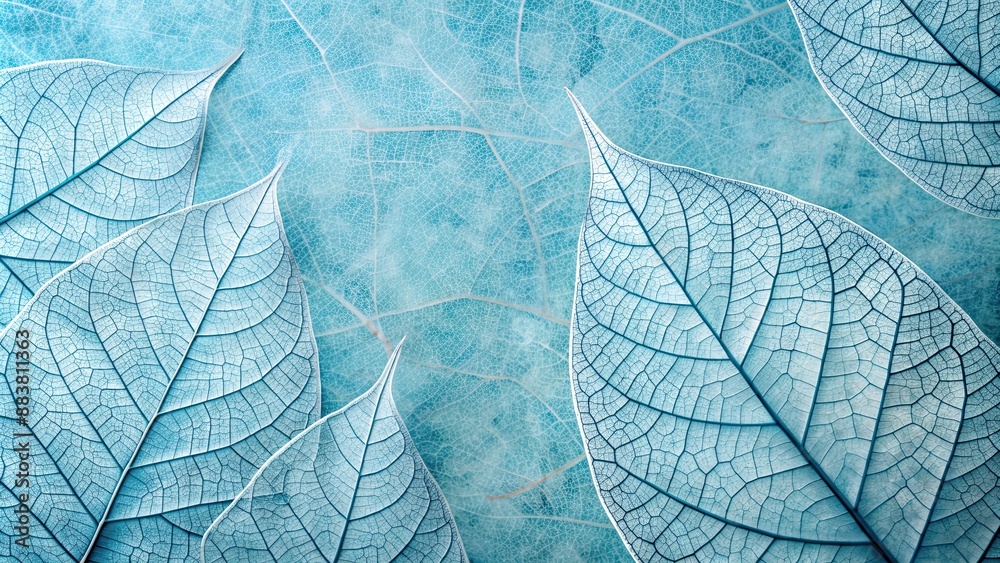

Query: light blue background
[{"left": 3, "top": 0, "right": 996, "bottom": 559}]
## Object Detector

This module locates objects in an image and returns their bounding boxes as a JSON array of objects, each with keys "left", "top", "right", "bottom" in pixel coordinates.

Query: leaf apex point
[
  {"left": 209, "top": 48, "right": 244, "bottom": 77},
  {"left": 565, "top": 91, "right": 613, "bottom": 155},
  {"left": 382, "top": 338, "right": 406, "bottom": 391},
  {"left": 262, "top": 158, "right": 289, "bottom": 195},
  {"left": 564, "top": 88, "right": 583, "bottom": 115}
]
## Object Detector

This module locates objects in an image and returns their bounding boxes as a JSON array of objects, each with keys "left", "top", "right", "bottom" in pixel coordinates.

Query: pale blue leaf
[
  {"left": 0, "top": 165, "right": 321, "bottom": 562},
  {"left": 201, "top": 340, "right": 467, "bottom": 563},
  {"left": 569, "top": 92, "right": 1000, "bottom": 562},
  {"left": 7, "top": 1, "right": 1000, "bottom": 560},
  {"left": 0, "top": 52, "right": 240, "bottom": 328},
  {"left": 788, "top": 0, "right": 1000, "bottom": 216}
]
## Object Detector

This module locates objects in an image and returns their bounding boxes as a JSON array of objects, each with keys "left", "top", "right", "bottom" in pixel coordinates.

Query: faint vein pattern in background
[
  {"left": 1, "top": 0, "right": 999, "bottom": 560},
  {"left": 570, "top": 94, "right": 1000, "bottom": 562}
]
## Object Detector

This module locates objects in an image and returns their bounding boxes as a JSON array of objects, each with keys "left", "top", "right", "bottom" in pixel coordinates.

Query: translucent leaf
[
  {"left": 12, "top": 1, "right": 1000, "bottom": 560},
  {"left": 0, "top": 165, "right": 321, "bottom": 562},
  {"left": 568, "top": 91, "right": 1000, "bottom": 562},
  {"left": 788, "top": 0, "right": 1000, "bottom": 216},
  {"left": 201, "top": 340, "right": 467, "bottom": 563},
  {"left": 0, "top": 52, "right": 239, "bottom": 327}
]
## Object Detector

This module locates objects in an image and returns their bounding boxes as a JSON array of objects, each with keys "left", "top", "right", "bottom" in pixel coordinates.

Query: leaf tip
[
  {"left": 382, "top": 337, "right": 405, "bottom": 392},
  {"left": 275, "top": 146, "right": 294, "bottom": 170},
  {"left": 260, "top": 156, "right": 290, "bottom": 197},
  {"left": 201, "top": 48, "right": 244, "bottom": 89},
  {"left": 215, "top": 159, "right": 287, "bottom": 218},
  {"left": 564, "top": 89, "right": 611, "bottom": 157}
]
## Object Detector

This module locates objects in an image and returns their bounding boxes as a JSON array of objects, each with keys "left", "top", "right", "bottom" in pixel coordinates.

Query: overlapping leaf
[
  {"left": 568, "top": 92, "right": 1000, "bottom": 562},
  {"left": 788, "top": 0, "right": 1000, "bottom": 216},
  {"left": 1, "top": 166, "right": 320, "bottom": 562},
  {"left": 8, "top": 0, "right": 1000, "bottom": 560},
  {"left": 0, "top": 52, "right": 239, "bottom": 327},
  {"left": 201, "top": 341, "right": 467, "bottom": 563}
]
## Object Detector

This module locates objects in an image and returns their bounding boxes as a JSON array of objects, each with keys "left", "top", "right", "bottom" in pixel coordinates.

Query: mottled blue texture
[
  {"left": 202, "top": 342, "right": 467, "bottom": 563},
  {"left": 570, "top": 93, "right": 1000, "bottom": 562},
  {"left": 2, "top": 0, "right": 998, "bottom": 560},
  {"left": 0, "top": 54, "right": 236, "bottom": 328},
  {"left": 789, "top": 0, "right": 1000, "bottom": 216},
  {"left": 0, "top": 169, "right": 320, "bottom": 561}
]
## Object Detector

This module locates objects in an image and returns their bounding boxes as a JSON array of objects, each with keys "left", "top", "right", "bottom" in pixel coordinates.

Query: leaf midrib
[
  {"left": 0, "top": 66, "right": 216, "bottom": 229},
  {"left": 579, "top": 116, "right": 896, "bottom": 563},
  {"left": 896, "top": 0, "right": 1000, "bottom": 98},
  {"left": 77, "top": 180, "right": 272, "bottom": 563},
  {"left": 797, "top": 0, "right": 999, "bottom": 99},
  {"left": 330, "top": 376, "right": 391, "bottom": 561}
]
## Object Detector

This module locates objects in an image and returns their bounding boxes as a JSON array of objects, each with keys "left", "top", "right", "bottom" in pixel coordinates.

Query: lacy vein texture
[
  {"left": 789, "top": 0, "right": 1000, "bottom": 216},
  {"left": 569, "top": 92, "right": 1000, "bottom": 563},
  {"left": 0, "top": 166, "right": 320, "bottom": 562},
  {"left": 3, "top": 1, "right": 999, "bottom": 559},
  {"left": 0, "top": 53, "right": 239, "bottom": 328},
  {"left": 202, "top": 341, "right": 467, "bottom": 563}
]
